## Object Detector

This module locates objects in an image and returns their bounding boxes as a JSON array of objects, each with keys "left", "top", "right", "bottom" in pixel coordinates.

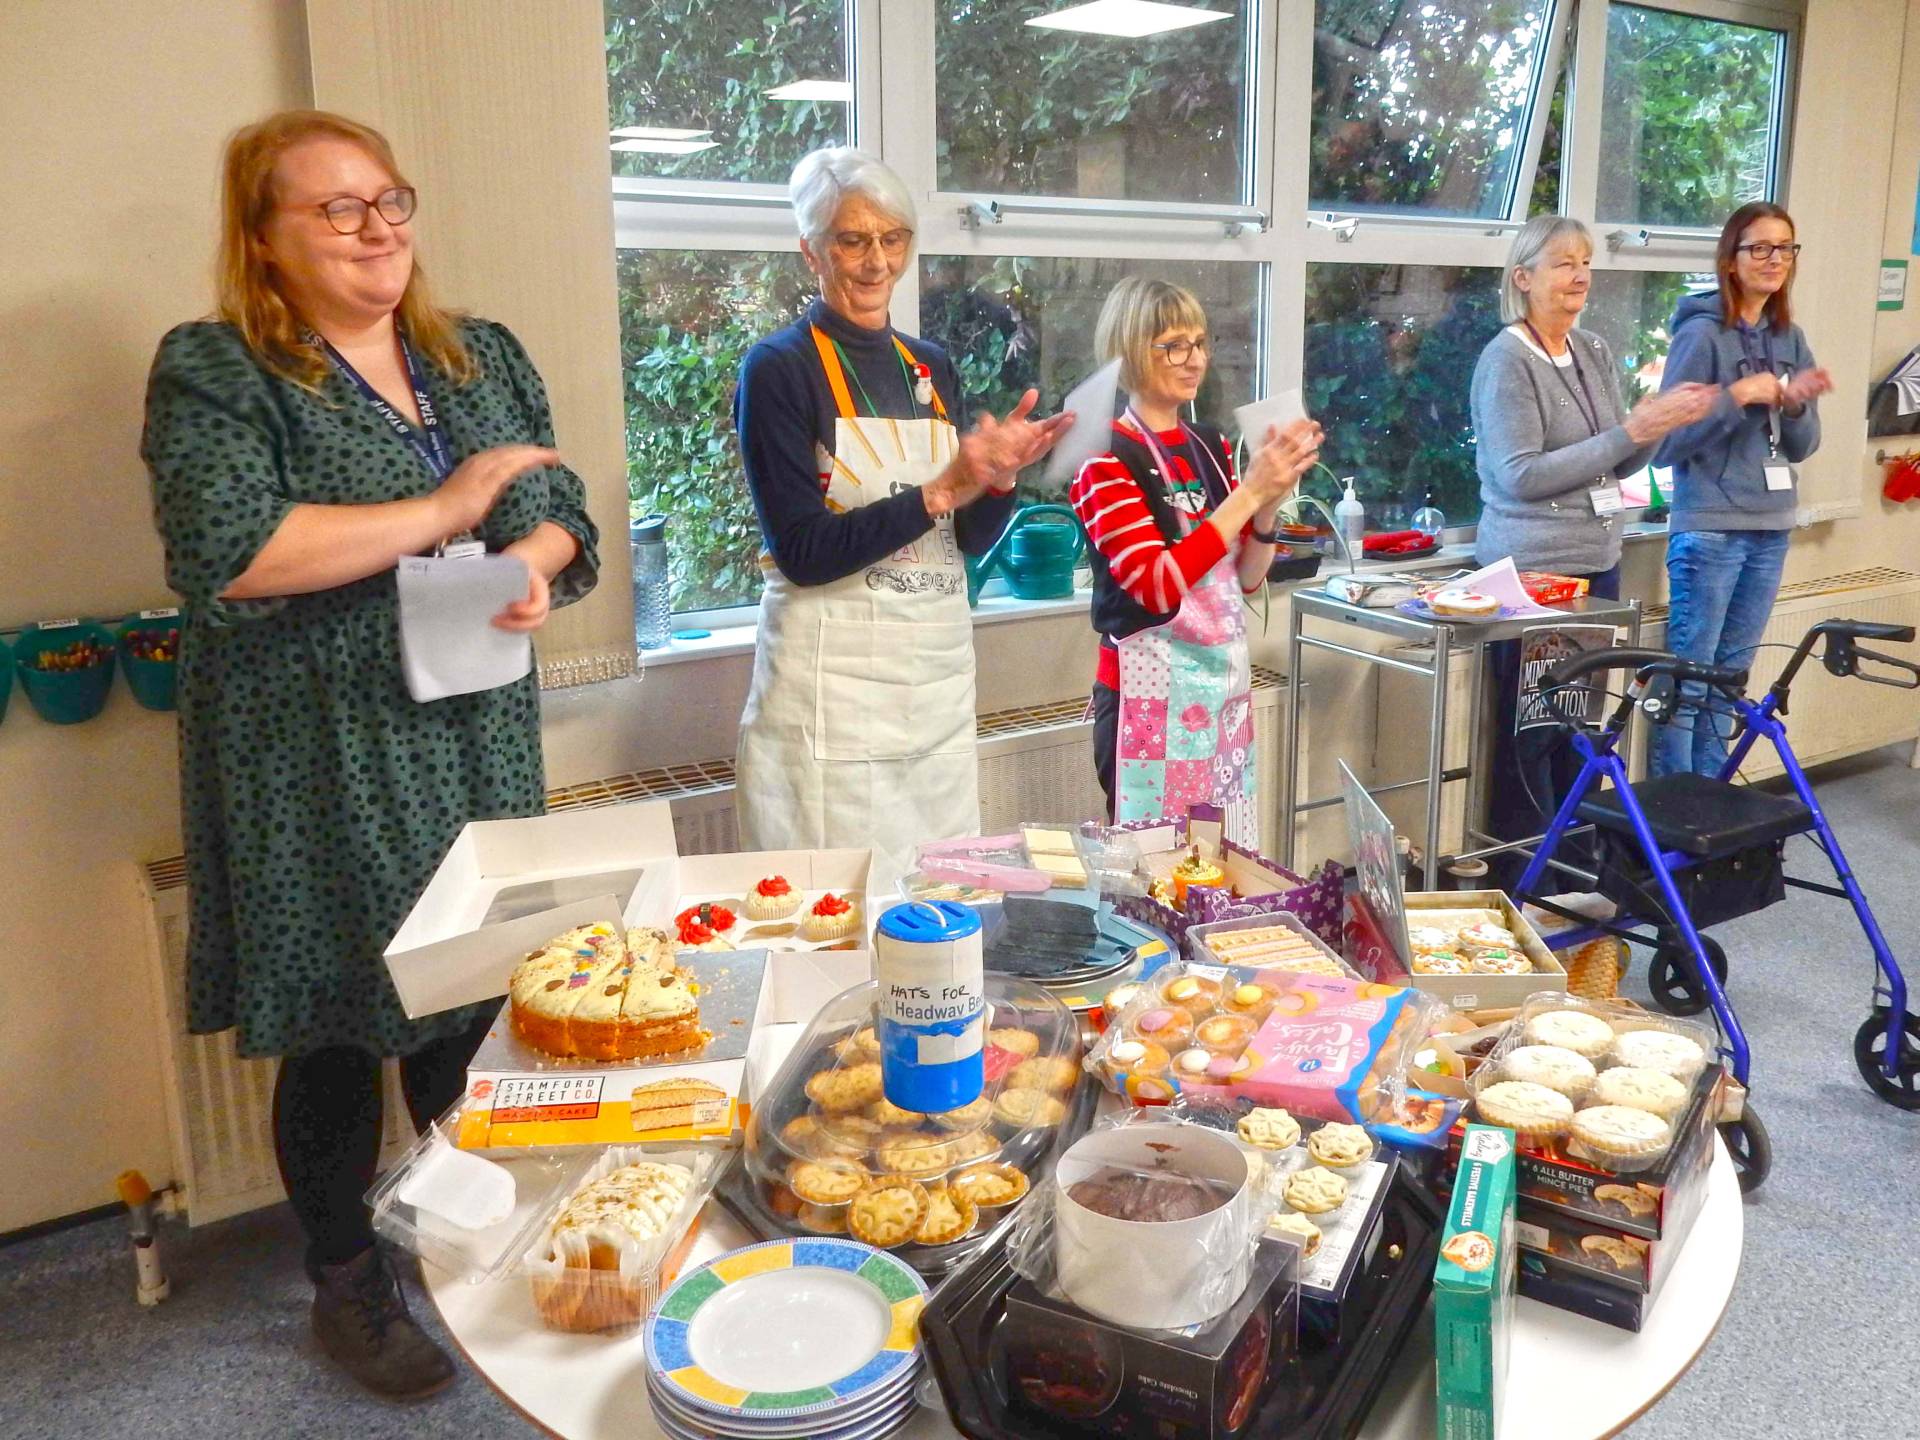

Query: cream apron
[{"left": 735, "top": 329, "right": 979, "bottom": 880}]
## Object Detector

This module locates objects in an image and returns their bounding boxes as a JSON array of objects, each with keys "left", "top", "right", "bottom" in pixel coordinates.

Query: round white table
[{"left": 428, "top": 1137, "right": 1741, "bottom": 1440}]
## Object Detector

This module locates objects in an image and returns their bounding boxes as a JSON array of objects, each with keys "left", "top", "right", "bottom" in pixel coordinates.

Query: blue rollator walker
[{"left": 1514, "top": 619, "right": 1920, "bottom": 1195}]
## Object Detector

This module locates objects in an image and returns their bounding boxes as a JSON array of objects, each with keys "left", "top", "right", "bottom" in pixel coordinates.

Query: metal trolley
[{"left": 1514, "top": 619, "right": 1920, "bottom": 1194}]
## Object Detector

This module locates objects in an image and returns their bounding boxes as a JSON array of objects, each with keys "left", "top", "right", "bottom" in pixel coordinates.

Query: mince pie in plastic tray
[
  {"left": 1466, "top": 993, "right": 1718, "bottom": 1173},
  {"left": 721, "top": 975, "right": 1090, "bottom": 1277},
  {"left": 367, "top": 1119, "right": 721, "bottom": 1333}
]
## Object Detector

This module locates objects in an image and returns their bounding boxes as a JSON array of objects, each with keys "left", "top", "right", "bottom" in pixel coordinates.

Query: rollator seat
[{"left": 1576, "top": 773, "right": 1812, "bottom": 858}]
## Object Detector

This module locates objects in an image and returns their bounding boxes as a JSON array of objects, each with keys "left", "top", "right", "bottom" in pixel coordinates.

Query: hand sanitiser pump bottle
[{"left": 1335, "top": 477, "right": 1364, "bottom": 572}]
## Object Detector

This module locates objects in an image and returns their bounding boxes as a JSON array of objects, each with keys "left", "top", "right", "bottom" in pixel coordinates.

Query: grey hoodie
[{"left": 1653, "top": 290, "right": 1821, "bottom": 532}]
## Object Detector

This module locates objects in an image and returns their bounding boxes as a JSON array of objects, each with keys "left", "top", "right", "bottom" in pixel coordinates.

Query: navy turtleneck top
[{"left": 735, "top": 297, "right": 1014, "bottom": 587}]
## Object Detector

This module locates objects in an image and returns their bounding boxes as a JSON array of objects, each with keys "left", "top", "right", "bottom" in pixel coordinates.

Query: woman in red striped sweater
[{"left": 1070, "top": 278, "right": 1322, "bottom": 840}]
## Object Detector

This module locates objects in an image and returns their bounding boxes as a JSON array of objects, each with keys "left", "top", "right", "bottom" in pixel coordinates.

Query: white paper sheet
[
  {"left": 1041, "top": 357, "right": 1123, "bottom": 486},
  {"left": 394, "top": 553, "right": 534, "bottom": 702},
  {"left": 1444, "top": 556, "right": 1560, "bottom": 619},
  {"left": 1232, "top": 387, "right": 1307, "bottom": 446}
]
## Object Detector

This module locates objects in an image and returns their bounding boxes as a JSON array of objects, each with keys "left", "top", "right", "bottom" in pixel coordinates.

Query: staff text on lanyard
[{"left": 318, "top": 331, "right": 455, "bottom": 482}]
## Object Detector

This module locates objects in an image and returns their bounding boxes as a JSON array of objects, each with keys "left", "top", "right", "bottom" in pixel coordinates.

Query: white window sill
[{"left": 626, "top": 523, "right": 1674, "bottom": 669}]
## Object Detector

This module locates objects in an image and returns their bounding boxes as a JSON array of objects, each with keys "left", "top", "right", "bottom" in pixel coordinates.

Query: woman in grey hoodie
[
  {"left": 1650, "top": 202, "right": 1834, "bottom": 778},
  {"left": 1469, "top": 215, "right": 1716, "bottom": 880}
]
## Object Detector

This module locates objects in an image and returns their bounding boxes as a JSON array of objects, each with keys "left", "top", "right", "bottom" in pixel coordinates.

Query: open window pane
[
  {"left": 1311, "top": 0, "right": 1556, "bottom": 217},
  {"left": 1302, "top": 263, "right": 1500, "bottom": 528},
  {"left": 1597, "top": 4, "right": 1783, "bottom": 227},
  {"left": 935, "top": 2, "right": 1251, "bottom": 203},
  {"left": 605, "top": 0, "right": 850, "bottom": 184},
  {"left": 617, "top": 249, "right": 814, "bottom": 612},
  {"left": 918, "top": 255, "right": 1261, "bottom": 496}
]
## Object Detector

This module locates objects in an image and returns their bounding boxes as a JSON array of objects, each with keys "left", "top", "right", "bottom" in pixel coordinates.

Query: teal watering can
[{"left": 966, "top": 504, "right": 1086, "bottom": 607}]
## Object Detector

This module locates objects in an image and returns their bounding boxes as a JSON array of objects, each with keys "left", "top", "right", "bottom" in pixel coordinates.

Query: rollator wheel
[
  {"left": 1852, "top": 1009, "right": 1920, "bottom": 1111},
  {"left": 1719, "top": 1108, "right": 1771, "bottom": 1195},
  {"left": 1647, "top": 936, "right": 1729, "bottom": 1017}
]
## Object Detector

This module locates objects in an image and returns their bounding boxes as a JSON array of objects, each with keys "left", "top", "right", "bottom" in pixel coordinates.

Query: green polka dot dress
[{"left": 141, "top": 318, "right": 599, "bottom": 1059}]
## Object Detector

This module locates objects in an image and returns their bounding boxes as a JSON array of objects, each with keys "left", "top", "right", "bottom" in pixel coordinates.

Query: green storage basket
[
  {"left": 118, "top": 612, "right": 182, "bottom": 712},
  {"left": 15, "top": 622, "right": 117, "bottom": 724},
  {"left": 0, "top": 634, "right": 12, "bottom": 727}
]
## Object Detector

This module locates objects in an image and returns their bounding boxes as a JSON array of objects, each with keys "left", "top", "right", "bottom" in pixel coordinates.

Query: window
[
  {"left": 1310, "top": 0, "right": 1558, "bottom": 217},
  {"left": 1302, "top": 264, "right": 1500, "bottom": 529},
  {"left": 605, "top": 0, "right": 850, "bottom": 184},
  {"left": 935, "top": 0, "right": 1251, "bottom": 203},
  {"left": 919, "top": 255, "right": 1261, "bottom": 498},
  {"left": 617, "top": 249, "right": 814, "bottom": 612},
  {"left": 1584, "top": 267, "right": 1715, "bottom": 504},
  {"left": 1597, "top": 4, "right": 1784, "bottom": 227}
]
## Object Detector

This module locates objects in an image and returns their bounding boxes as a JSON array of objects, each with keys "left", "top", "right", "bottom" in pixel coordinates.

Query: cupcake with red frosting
[
  {"left": 674, "top": 902, "right": 737, "bottom": 950},
  {"left": 745, "top": 874, "right": 801, "bottom": 921},
  {"left": 802, "top": 892, "right": 861, "bottom": 942}
]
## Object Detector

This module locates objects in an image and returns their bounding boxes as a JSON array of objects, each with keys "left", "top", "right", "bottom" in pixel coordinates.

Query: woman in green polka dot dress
[{"left": 141, "top": 110, "right": 598, "bottom": 1399}]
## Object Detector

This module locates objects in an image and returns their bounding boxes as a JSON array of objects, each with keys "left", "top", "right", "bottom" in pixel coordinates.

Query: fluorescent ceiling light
[
  {"left": 765, "top": 79, "right": 853, "bottom": 103},
  {"left": 1026, "top": 0, "right": 1232, "bottom": 39},
  {"left": 610, "top": 125, "right": 712, "bottom": 142},
  {"left": 611, "top": 138, "right": 719, "bottom": 155}
]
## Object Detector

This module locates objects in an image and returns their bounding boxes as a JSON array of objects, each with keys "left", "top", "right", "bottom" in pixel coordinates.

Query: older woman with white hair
[
  {"left": 734, "top": 147, "right": 1071, "bottom": 872},
  {"left": 1470, "top": 214, "right": 1718, "bottom": 881}
]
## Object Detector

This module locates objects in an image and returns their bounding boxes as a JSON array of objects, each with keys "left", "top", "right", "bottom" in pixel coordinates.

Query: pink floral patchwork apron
[{"left": 1111, "top": 415, "right": 1258, "bottom": 846}]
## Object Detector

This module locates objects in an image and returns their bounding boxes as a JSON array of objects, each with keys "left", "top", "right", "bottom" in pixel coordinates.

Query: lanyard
[
  {"left": 1522, "top": 322, "right": 1603, "bottom": 438},
  {"left": 1124, "top": 409, "right": 1215, "bottom": 537},
  {"left": 809, "top": 325, "right": 950, "bottom": 423},
  {"left": 317, "top": 330, "right": 453, "bottom": 480},
  {"left": 1734, "top": 323, "right": 1785, "bottom": 458}
]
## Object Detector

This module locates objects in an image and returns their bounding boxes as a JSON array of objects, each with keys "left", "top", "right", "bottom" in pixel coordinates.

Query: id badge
[
  {"left": 1764, "top": 461, "right": 1796, "bottom": 493},
  {"left": 1589, "top": 482, "right": 1626, "bottom": 516}
]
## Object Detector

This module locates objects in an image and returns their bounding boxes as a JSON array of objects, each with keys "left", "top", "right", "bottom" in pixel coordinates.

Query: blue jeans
[{"left": 1650, "top": 529, "right": 1790, "bottom": 778}]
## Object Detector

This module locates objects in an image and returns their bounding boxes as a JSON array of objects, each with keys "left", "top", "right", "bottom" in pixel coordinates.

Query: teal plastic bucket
[
  {"left": 118, "top": 612, "right": 182, "bottom": 712},
  {"left": 15, "top": 622, "right": 117, "bottom": 724}
]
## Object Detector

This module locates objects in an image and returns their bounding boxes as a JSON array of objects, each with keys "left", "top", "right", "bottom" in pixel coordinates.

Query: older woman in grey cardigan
[{"left": 1470, "top": 214, "right": 1717, "bottom": 882}]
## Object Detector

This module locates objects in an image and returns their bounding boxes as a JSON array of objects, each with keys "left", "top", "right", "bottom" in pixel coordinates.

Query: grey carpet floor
[{"left": 4, "top": 744, "right": 1919, "bottom": 1439}]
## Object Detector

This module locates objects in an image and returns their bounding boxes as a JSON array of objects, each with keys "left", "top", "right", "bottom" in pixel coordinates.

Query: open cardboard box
[
  {"left": 1400, "top": 890, "right": 1569, "bottom": 1011},
  {"left": 1115, "top": 806, "right": 1344, "bottom": 950},
  {"left": 631, "top": 846, "right": 877, "bottom": 950},
  {"left": 381, "top": 798, "right": 878, "bottom": 1149}
]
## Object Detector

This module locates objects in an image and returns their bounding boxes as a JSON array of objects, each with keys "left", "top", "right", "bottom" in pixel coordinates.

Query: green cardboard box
[{"left": 1434, "top": 1124, "right": 1517, "bottom": 1440}]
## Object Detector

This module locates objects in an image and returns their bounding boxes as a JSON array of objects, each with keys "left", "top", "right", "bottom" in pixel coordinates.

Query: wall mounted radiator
[
  {"left": 1633, "top": 566, "right": 1920, "bottom": 780},
  {"left": 136, "top": 672, "right": 1286, "bottom": 1225}
]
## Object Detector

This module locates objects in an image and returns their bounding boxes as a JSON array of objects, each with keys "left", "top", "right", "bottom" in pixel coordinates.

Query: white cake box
[
  {"left": 1053, "top": 1125, "right": 1259, "bottom": 1331},
  {"left": 383, "top": 801, "right": 680, "bottom": 1021}
]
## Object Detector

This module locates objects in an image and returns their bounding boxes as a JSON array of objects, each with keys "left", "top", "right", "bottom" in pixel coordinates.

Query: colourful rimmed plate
[
  {"left": 646, "top": 1375, "right": 921, "bottom": 1440},
  {"left": 645, "top": 1238, "right": 928, "bottom": 1421}
]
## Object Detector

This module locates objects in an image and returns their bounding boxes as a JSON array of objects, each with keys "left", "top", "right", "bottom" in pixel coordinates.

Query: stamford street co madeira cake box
[{"left": 1434, "top": 1124, "right": 1518, "bottom": 1440}]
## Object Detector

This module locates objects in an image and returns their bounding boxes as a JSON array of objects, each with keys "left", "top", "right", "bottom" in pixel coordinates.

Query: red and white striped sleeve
[{"left": 1070, "top": 453, "right": 1227, "bottom": 615}]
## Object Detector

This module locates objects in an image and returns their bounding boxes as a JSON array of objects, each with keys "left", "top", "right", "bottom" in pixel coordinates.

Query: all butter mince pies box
[{"left": 1434, "top": 1124, "right": 1517, "bottom": 1440}]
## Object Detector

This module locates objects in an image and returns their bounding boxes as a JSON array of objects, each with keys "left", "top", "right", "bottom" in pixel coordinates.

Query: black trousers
[
  {"left": 1484, "top": 565, "right": 1621, "bottom": 893},
  {"left": 272, "top": 1011, "right": 493, "bottom": 1276},
  {"left": 1091, "top": 681, "right": 1120, "bottom": 822}
]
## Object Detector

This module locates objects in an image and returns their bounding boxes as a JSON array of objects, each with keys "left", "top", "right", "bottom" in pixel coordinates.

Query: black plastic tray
[
  {"left": 712, "top": 1072, "right": 1102, "bottom": 1281},
  {"left": 920, "top": 1165, "right": 1445, "bottom": 1440}
]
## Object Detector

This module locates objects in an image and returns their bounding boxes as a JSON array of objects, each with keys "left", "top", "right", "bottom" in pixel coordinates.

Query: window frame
[{"left": 608, "top": 0, "right": 1804, "bottom": 624}]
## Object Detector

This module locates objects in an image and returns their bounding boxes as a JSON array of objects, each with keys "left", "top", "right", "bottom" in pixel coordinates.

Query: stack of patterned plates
[{"left": 643, "top": 1237, "right": 930, "bottom": 1440}]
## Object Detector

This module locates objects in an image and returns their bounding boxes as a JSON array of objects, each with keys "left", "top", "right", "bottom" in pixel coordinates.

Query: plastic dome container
[
  {"left": 14, "top": 622, "right": 117, "bottom": 724},
  {"left": 117, "top": 612, "right": 181, "bottom": 712},
  {"left": 739, "top": 975, "right": 1081, "bottom": 1275}
]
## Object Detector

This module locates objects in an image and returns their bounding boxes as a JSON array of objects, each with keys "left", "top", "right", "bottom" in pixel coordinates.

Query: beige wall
[
  {"left": 0, "top": 2, "right": 311, "bottom": 1230},
  {"left": 4, "top": 0, "right": 1920, "bottom": 1231}
]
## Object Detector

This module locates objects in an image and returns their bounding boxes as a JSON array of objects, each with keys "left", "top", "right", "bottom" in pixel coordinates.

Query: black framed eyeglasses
[
  {"left": 315, "top": 185, "right": 417, "bottom": 235},
  {"left": 1151, "top": 337, "right": 1211, "bottom": 366},
  {"left": 1736, "top": 242, "right": 1801, "bottom": 261}
]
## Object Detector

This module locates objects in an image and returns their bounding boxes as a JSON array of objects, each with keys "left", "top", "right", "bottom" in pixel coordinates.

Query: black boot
[{"left": 311, "top": 1246, "right": 456, "bottom": 1400}]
